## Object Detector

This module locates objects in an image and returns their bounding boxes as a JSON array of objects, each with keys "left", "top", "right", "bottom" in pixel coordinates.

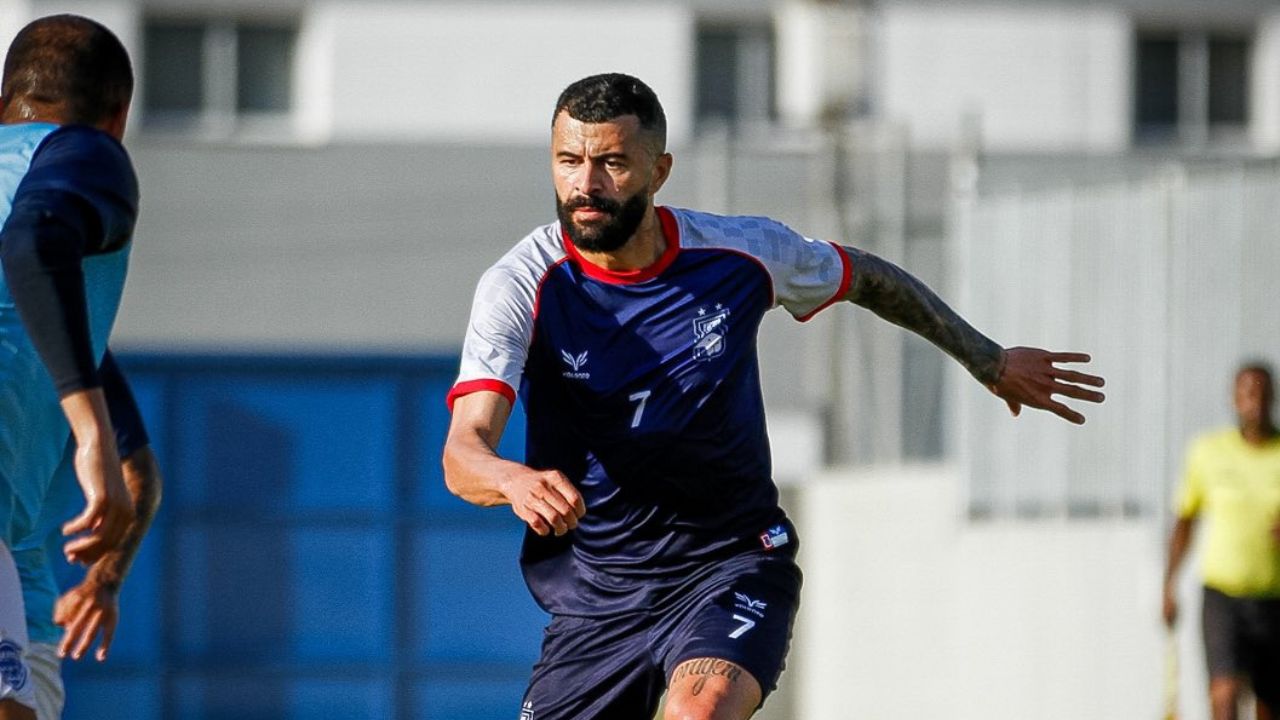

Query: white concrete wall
[
  {"left": 788, "top": 466, "right": 1208, "bottom": 720},
  {"left": 314, "top": 2, "right": 694, "bottom": 145},
  {"left": 880, "top": 3, "right": 1131, "bottom": 152}
]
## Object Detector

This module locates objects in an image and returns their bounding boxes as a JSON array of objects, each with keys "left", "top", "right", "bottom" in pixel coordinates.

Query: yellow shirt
[{"left": 1176, "top": 428, "right": 1280, "bottom": 598}]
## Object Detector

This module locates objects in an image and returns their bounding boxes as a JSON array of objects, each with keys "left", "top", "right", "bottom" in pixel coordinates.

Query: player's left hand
[
  {"left": 987, "top": 347, "right": 1105, "bottom": 425},
  {"left": 53, "top": 574, "right": 120, "bottom": 662}
]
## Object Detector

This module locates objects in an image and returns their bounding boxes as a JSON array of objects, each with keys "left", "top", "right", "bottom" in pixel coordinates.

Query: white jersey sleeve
[
  {"left": 447, "top": 225, "right": 566, "bottom": 409},
  {"left": 673, "top": 208, "right": 851, "bottom": 321}
]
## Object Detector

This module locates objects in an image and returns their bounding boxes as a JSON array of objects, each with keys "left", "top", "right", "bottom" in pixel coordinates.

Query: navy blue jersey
[{"left": 450, "top": 207, "right": 850, "bottom": 615}]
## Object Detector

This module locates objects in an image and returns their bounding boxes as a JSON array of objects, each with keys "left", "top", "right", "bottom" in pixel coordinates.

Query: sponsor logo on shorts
[
  {"left": 733, "top": 592, "right": 768, "bottom": 618},
  {"left": 519, "top": 700, "right": 535, "bottom": 720},
  {"left": 760, "top": 523, "right": 789, "bottom": 550},
  {"left": 0, "top": 639, "right": 27, "bottom": 691}
]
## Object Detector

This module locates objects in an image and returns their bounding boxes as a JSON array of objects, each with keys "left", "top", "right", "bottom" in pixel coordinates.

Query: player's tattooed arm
[
  {"left": 839, "top": 245, "right": 1005, "bottom": 384},
  {"left": 838, "top": 245, "right": 1106, "bottom": 424}
]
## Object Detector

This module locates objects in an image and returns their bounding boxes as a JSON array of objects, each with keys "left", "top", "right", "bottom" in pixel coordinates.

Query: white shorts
[
  {"left": 0, "top": 541, "right": 36, "bottom": 712},
  {"left": 26, "top": 644, "right": 62, "bottom": 720}
]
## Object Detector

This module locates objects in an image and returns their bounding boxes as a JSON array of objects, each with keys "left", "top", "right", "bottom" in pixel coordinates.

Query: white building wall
[
  {"left": 317, "top": 2, "right": 694, "bottom": 145},
  {"left": 791, "top": 466, "right": 1203, "bottom": 720},
  {"left": 1251, "top": 10, "right": 1280, "bottom": 153},
  {"left": 880, "top": 3, "right": 1132, "bottom": 152}
]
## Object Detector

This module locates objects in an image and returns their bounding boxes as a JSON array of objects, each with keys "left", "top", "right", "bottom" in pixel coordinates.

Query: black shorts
[
  {"left": 1202, "top": 586, "right": 1280, "bottom": 705},
  {"left": 519, "top": 550, "right": 802, "bottom": 720}
]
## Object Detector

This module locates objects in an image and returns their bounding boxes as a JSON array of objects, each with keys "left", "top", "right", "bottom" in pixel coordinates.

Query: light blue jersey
[
  {"left": 0, "top": 122, "right": 138, "bottom": 645},
  {"left": 0, "top": 123, "right": 132, "bottom": 548}
]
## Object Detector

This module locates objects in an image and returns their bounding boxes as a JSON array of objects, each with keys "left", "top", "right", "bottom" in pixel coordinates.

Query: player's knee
[
  {"left": 663, "top": 689, "right": 746, "bottom": 720},
  {"left": 662, "top": 694, "right": 718, "bottom": 720},
  {"left": 1209, "top": 677, "right": 1242, "bottom": 720}
]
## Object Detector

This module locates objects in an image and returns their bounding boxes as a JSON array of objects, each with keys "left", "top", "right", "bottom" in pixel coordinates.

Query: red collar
[{"left": 561, "top": 206, "right": 680, "bottom": 284}]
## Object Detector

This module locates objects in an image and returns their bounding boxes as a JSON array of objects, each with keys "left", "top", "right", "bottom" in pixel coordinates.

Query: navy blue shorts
[{"left": 519, "top": 549, "right": 802, "bottom": 720}]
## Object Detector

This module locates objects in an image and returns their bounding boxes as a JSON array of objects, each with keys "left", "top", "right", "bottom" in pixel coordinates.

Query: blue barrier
[{"left": 55, "top": 353, "right": 543, "bottom": 720}]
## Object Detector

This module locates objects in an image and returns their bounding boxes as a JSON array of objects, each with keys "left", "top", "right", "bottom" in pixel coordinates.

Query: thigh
[
  {"left": 661, "top": 553, "right": 802, "bottom": 706},
  {"left": 522, "top": 613, "right": 665, "bottom": 720},
  {"left": 665, "top": 657, "right": 761, "bottom": 720}
]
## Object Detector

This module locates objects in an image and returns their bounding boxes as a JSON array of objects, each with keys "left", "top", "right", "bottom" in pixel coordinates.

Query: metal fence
[{"left": 952, "top": 157, "right": 1280, "bottom": 519}]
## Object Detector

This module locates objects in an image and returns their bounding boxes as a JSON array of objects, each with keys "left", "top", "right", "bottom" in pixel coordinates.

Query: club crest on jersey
[
  {"left": 760, "top": 523, "right": 789, "bottom": 550},
  {"left": 693, "top": 304, "right": 730, "bottom": 362},
  {"left": 560, "top": 349, "right": 590, "bottom": 379},
  {"left": 0, "top": 639, "right": 27, "bottom": 691}
]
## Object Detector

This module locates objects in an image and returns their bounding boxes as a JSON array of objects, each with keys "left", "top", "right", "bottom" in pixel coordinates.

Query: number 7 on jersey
[{"left": 629, "top": 390, "right": 651, "bottom": 429}]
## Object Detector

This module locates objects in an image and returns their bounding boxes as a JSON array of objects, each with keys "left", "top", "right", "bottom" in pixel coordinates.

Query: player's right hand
[
  {"left": 503, "top": 469, "right": 586, "bottom": 536},
  {"left": 62, "top": 438, "right": 134, "bottom": 565}
]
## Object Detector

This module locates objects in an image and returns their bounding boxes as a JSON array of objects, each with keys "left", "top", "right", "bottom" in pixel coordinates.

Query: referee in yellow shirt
[{"left": 1164, "top": 363, "right": 1280, "bottom": 720}]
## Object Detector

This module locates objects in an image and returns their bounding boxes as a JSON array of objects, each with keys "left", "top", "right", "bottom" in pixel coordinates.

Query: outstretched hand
[{"left": 988, "top": 347, "right": 1105, "bottom": 425}]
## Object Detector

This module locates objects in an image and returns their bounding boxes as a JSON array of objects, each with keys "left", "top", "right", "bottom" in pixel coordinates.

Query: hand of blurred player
[
  {"left": 1161, "top": 582, "right": 1178, "bottom": 628},
  {"left": 987, "top": 347, "right": 1106, "bottom": 425},
  {"left": 62, "top": 438, "right": 134, "bottom": 565},
  {"left": 502, "top": 468, "right": 586, "bottom": 537},
  {"left": 54, "top": 572, "right": 120, "bottom": 662}
]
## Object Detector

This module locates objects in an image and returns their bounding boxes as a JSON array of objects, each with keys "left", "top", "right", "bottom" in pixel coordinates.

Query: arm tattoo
[
  {"left": 671, "top": 658, "right": 743, "bottom": 696},
  {"left": 840, "top": 246, "right": 1005, "bottom": 384}
]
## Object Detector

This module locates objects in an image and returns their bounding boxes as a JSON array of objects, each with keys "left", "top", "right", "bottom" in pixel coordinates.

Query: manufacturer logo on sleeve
[
  {"left": 693, "top": 304, "right": 730, "bottom": 362},
  {"left": 560, "top": 349, "right": 590, "bottom": 379},
  {"left": 760, "top": 523, "right": 789, "bottom": 550},
  {"left": 519, "top": 700, "right": 535, "bottom": 720}
]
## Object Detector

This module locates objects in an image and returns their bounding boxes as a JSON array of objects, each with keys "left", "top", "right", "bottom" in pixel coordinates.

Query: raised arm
[
  {"left": 840, "top": 245, "right": 1105, "bottom": 424},
  {"left": 443, "top": 391, "right": 585, "bottom": 536}
]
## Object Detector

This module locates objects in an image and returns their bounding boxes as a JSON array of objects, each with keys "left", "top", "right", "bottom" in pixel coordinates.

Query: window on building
[
  {"left": 143, "top": 17, "right": 297, "bottom": 137},
  {"left": 1134, "top": 30, "right": 1251, "bottom": 144},
  {"left": 695, "top": 22, "right": 776, "bottom": 130}
]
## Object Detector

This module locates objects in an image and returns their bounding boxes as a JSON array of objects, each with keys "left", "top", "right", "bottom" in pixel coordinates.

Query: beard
[{"left": 556, "top": 189, "right": 649, "bottom": 253}]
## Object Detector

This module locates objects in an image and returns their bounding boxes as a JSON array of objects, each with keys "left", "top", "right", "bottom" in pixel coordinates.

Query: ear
[{"left": 648, "top": 152, "right": 673, "bottom": 196}]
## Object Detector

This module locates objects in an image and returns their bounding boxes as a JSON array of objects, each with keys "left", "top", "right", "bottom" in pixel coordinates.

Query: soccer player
[
  {"left": 1163, "top": 363, "right": 1280, "bottom": 720},
  {"left": 15, "top": 350, "right": 162, "bottom": 720},
  {"left": 0, "top": 15, "right": 140, "bottom": 719},
  {"left": 442, "top": 73, "right": 1105, "bottom": 720}
]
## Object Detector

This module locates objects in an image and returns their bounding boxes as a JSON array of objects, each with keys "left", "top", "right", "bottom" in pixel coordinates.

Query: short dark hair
[
  {"left": 553, "top": 73, "right": 666, "bottom": 153},
  {"left": 3, "top": 14, "right": 133, "bottom": 126}
]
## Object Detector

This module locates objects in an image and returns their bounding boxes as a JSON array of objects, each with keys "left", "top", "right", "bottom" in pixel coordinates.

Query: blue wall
[{"left": 55, "top": 353, "right": 543, "bottom": 720}]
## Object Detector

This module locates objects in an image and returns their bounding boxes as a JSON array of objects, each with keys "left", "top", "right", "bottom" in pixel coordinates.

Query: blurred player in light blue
[{"left": 0, "top": 15, "right": 142, "bottom": 719}]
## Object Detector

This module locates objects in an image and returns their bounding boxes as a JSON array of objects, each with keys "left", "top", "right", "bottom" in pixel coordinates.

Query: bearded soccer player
[
  {"left": 0, "top": 15, "right": 140, "bottom": 719},
  {"left": 442, "top": 73, "right": 1106, "bottom": 720}
]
